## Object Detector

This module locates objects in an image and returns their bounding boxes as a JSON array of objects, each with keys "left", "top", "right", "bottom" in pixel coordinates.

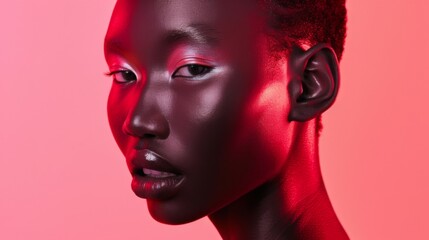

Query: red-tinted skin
[{"left": 104, "top": 0, "right": 348, "bottom": 239}]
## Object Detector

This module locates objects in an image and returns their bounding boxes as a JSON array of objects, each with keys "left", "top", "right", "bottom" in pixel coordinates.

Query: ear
[{"left": 287, "top": 43, "right": 340, "bottom": 122}]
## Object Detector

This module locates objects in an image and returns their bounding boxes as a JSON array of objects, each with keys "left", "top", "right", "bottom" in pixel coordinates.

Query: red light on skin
[{"left": 104, "top": 0, "right": 348, "bottom": 239}]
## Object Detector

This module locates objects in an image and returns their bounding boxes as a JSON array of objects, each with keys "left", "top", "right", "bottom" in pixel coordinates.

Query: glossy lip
[{"left": 128, "top": 149, "right": 185, "bottom": 200}]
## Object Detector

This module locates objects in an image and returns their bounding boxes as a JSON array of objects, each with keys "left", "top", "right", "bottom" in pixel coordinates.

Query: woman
[{"left": 104, "top": 0, "right": 348, "bottom": 239}]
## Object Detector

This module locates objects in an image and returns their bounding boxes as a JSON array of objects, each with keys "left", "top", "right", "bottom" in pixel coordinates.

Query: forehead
[
  {"left": 109, "top": 0, "right": 260, "bottom": 26},
  {"left": 105, "top": 0, "right": 265, "bottom": 52}
]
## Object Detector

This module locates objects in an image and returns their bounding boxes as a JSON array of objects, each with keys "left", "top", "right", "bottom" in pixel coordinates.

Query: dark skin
[{"left": 104, "top": 0, "right": 348, "bottom": 239}]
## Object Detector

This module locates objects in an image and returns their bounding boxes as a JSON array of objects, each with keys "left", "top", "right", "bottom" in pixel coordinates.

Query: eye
[
  {"left": 106, "top": 70, "right": 137, "bottom": 83},
  {"left": 172, "top": 64, "right": 213, "bottom": 79}
]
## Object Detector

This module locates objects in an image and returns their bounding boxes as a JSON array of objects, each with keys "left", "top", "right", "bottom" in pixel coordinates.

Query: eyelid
[
  {"left": 104, "top": 68, "right": 128, "bottom": 76},
  {"left": 173, "top": 57, "right": 216, "bottom": 69},
  {"left": 105, "top": 61, "right": 140, "bottom": 79},
  {"left": 170, "top": 57, "right": 216, "bottom": 79}
]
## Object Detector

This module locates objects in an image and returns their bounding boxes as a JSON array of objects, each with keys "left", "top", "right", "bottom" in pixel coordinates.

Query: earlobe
[{"left": 287, "top": 43, "right": 340, "bottom": 122}]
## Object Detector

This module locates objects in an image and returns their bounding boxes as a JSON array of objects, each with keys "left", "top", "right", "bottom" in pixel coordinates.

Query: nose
[{"left": 122, "top": 89, "right": 170, "bottom": 140}]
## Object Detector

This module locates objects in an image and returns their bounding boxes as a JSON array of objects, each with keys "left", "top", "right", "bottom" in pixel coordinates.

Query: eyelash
[
  {"left": 105, "top": 64, "right": 214, "bottom": 83},
  {"left": 105, "top": 69, "right": 137, "bottom": 84}
]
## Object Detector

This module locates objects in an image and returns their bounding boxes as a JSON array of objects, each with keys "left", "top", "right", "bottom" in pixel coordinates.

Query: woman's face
[{"left": 105, "top": 0, "right": 292, "bottom": 224}]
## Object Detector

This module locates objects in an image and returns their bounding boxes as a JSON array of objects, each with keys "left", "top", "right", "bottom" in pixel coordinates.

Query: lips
[
  {"left": 128, "top": 149, "right": 184, "bottom": 200},
  {"left": 142, "top": 168, "right": 177, "bottom": 178}
]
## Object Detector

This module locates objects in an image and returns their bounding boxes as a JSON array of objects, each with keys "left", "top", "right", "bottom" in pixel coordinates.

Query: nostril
[
  {"left": 142, "top": 133, "right": 156, "bottom": 139},
  {"left": 122, "top": 110, "right": 170, "bottom": 139},
  {"left": 122, "top": 119, "right": 168, "bottom": 139}
]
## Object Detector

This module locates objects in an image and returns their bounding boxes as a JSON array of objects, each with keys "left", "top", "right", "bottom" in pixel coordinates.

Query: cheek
[
  {"left": 167, "top": 70, "right": 240, "bottom": 165},
  {"left": 251, "top": 81, "right": 290, "bottom": 157},
  {"left": 219, "top": 81, "right": 291, "bottom": 190},
  {"left": 236, "top": 60, "right": 291, "bottom": 175},
  {"left": 190, "top": 81, "right": 290, "bottom": 209}
]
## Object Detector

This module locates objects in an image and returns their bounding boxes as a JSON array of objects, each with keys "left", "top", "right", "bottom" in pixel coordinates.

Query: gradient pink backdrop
[{"left": 1, "top": 0, "right": 428, "bottom": 239}]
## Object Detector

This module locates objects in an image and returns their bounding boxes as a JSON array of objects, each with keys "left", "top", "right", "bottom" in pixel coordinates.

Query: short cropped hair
[{"left": 264, "top": 0, "right": 347, "bottom": 60}]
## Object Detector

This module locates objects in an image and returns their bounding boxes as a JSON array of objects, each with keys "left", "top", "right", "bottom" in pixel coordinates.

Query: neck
[{"left": 208, "top": 121, "right": 348, "bottom": 240}]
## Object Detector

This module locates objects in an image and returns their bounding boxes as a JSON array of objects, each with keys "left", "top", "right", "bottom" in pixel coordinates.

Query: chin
[{"left": 146, "top": 199, "right": 207, "bottom": 225}]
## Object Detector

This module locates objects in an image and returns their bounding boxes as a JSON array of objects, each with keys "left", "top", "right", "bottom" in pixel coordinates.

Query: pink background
[{"left": 1, "top": 0, "right": 428, "bottom": 239}]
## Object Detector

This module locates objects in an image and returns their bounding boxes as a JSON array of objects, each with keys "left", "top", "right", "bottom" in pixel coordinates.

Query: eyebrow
[{"left": 163, "top": 24, "right": 220, "bottom": 46}]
